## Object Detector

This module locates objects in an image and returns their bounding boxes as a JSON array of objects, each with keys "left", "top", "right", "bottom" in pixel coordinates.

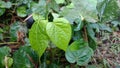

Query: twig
[
  {"left": 23, "top": 14, "right": 32, "bottom": 22},
  {"left": 27, "top": 54, "right": 37, "bottom": 68},
  {"left": 0, "top": 42, "right": 18, "bottom": 46}
]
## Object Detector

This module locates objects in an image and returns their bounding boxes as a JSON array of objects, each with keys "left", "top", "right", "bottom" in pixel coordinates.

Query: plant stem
[
  {"left": 83, "top": 26, "right": 88, "bottom": 42},
  {"left": 0, "top": 42, "right": 18, "bottom": 46}
]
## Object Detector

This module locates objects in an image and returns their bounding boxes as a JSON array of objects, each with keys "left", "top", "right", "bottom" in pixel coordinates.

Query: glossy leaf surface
[
  {"left": 46, "top": 18, "right": 71, "bottom": 51},
  {"left": 29, "top": 17, "right": 49, "bottom": 57},
  {"left": 65, "top": 39, "right": 93, "bottom": 65}
]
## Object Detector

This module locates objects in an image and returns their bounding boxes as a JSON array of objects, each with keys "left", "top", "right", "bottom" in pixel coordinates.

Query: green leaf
[
  {"left": 66, "top": 3, "right": 75, "bottom": 9},
  {"left": 55, "top": 0, "right": 65, "bottom": 4},
  {"left": 87, "top": 24, "right": 96, "bottom": 41},
  {"left": 72, "top": 31, "right": 83, "bottom": 41},
  {"left": 97, "top": 0, "right": 120, "bottom": 23},
  {"left": 7, "top": 57, "right": 13, "bottom": 68},
  {"left": 29, "top": 19, "right": 49, "bottom": 57},
  {"left": 0, "top": 1, "right": 6, "bottom": 8},
  {"left": 10, "top": 22, "right": 21, "bottom": 41},
  {"left": 13, "top": 46, "right": 34, "bottom": 68},
  {"left": 48, "top": 0, "right": 59, "bottom": 12},
  {"left": 32, "top": 13, "right": 45, "bottom": 21},
  {"left": 0, "top": 8, "right": 5, "bottom": 16},
  {"left": 87, "top": 24, "right": 97, "bottom": 50},
  {"left": 17, "top": 6, "right": 27, "bottom": 17},
  {"left": 62, "top": 0, "right": 98, "bottom": 23},
  {"left": 0, "top": 46, "right": 11, "bottom": 68},
  {"left": 4, "top": 56, "right": 13, "bottom": 68},
  {"left": 111, "top": 20, "right": 120, "bottom": 27},
  {"left": 74, "top": 18, "right": 84, "bottom": 31},
  {"left": 0, "top": 1, "right": 11, "bottom": 8},
  {"left": 0, "top": 34, "right": 3, "bottom": 40},
  {"left": 98, "top": 23, "right": 112, "bottom": 32},
  {"left": 65, "top": 39, "right": 94, "bottom": 66},
  {"left": 20, "top": 46, "right": 39, "bottom": 64},
  {"left": 46, "top": 18, "right": 71, "bottom": 51},
  {"left": 0, "top": 28, "right": 3, "bottom": 40},
  {"left": 32, "top": 0, "right": 50, "bottom": 18},
  {"left": 88, "top": 35, "right": 97, "bottom": 50},
  {"left": 88, "top": 23, "right": 100, "bottom": 32},
  {"left": 5, "top": 2, "right": 12, "bottom": 8}
]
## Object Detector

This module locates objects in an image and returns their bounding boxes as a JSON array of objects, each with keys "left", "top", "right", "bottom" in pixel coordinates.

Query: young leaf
[
  {"left": 29, "top": 19, "right": 49, "bottom": 57},
  {"left": 65, "top": 39, "right": 94, "bottom": 66},
  {"left": 46, "top": 18, "right": 71, "bottom": 51}
]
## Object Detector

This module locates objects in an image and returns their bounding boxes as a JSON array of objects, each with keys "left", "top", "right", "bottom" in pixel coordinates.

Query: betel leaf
[
  {"left": 0, "top": 1, "right": 11, "bottom": 8},
  {"left": 74, "top": 18, "right": 84, "bottom": 31},
  {"left": 62, "top": 0, "right": 98, "bottom": 23},
  {"left": 66, "top": 3, "right": 75, "bottom": 9},
  {"left": 98, "top": 23, "right": 112, "bottom": 32},
  {"left": 48, "top": 0, "right": 59, "bottom": 13},
  {"left": 0, "top": 28, "right": 3, "bottom": 40},
  {"left": 55, "top": 0, "right": 65, "bottom": 4},
  {"left": 20, "top": 46, "right": 39, "bottom": 64},
  {"left": 65, "top": 39, "right": 94, "bottom": 66},
  {"left": 0, "top": 8, "right": 5, "bottom": 16},
  {"left": 10, "top": 21, "right": 21, "bottom": 41},
  {"left": 0, "top": 46, "right": 11, "bottom": 68},
  {"left": 87, "top": 24, "right": 97, "bottom": 50},
  {"left": 29, "top": 19, "right": 49, "bottom": 57},
  {"left": 97, "top": 0, "right": 120, "bottom": 23},
  {"left": 4, "top": 56, "right": 13, "bottom": 68},
  {"left": 5, "top": 2, "right": 12, "bottom": 8},
  {"left": 72, "top": 31, "right": 83, "bottom": 41},
  {"left": 0, "top": 1, "right": 6, "bottom": 8},
  {"left": 32, "top": 13, "right": 45, "bottom": 21},
  {"left": 13, "top": 46, "right": 34, "bottom": 68},
  {"left": 32, "top": 0, "right": 49, "bottom": 18},
  {"left": 17, "top": 6, "right": 27, "bottom": 17},
  {"left": 88, "top": 35, "right": 97, "bottom": 50},
  {"left": 46, "top": 18, "right": 71, "bottom": 51},
  {"left": 87, "top": 24, "right": 96, "bottom": 41}
]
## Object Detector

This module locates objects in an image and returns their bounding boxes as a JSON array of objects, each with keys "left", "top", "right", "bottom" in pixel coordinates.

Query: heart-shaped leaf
[
  {"left": 65, "top": 39, "right": 93, "bottom": 66},
  {"left": 46, "top": 18, "right": 71, "bottom": 51},
  {"left": 29, "top": 18, "right": 49, "bottom": 57}
]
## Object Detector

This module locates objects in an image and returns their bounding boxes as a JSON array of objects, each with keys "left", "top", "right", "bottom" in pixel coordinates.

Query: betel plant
[
  {"left": 0, "top": 0, "right": 120, "bottom": 67},
  {"left": 29, "top": 0, "right": 120, "bottom": 66},
  {"left": 29, "top": 13, "right": 94, "bottom": 66}
]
